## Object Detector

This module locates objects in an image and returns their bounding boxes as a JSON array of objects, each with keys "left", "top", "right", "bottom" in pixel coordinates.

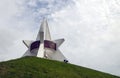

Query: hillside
[{"left": 0, "top": 57, "right": 119, "bottom": 78}]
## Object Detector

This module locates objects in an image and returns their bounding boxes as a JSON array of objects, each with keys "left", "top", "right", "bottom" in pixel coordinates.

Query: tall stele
[{"left": 22, "top": 19, "right": 68, "bottom": 62}]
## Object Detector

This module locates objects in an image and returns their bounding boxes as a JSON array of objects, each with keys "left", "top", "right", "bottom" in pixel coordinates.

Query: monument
[{"left": 22, "top": 19, "right": 68, "bottom": 62}]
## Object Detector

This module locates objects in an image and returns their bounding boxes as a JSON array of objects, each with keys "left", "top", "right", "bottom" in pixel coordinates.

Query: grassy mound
[{"left": 0, "top": 57, "right": 119, "bottom": 78}]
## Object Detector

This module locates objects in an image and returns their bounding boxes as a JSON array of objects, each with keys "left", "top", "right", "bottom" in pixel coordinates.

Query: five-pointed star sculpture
[{"left": 22, "top": 19, "right": 68, "bottom": 62}]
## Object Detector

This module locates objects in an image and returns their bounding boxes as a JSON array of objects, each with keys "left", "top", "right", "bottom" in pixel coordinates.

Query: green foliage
[{"left": 0, "top": 57, "right": 119, "bottom": 78}]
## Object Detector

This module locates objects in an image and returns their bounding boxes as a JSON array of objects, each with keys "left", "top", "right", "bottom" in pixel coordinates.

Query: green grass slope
[{"left": 0, "top": 57, "right": 119, "bottom": 78}]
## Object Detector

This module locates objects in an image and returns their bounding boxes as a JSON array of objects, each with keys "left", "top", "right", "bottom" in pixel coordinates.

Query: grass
[{"left": 0, "top": 56, "right": 119, "bottom": 78}]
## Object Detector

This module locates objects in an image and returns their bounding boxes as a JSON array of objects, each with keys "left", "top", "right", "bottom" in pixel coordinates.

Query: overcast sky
[{"left": 0, "top": 0, "right": 120, "bottom": 76}]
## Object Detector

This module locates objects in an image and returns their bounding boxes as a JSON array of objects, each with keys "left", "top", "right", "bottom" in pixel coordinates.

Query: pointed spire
[
  {"left": 36, "top": 18, "right": 51, "bottom": 41},
  {"left": 36, "top": 19, "right": 45, "bottom": 41},
  {"left": 45, "top": 19, "right": 51, "bottom": 40}
]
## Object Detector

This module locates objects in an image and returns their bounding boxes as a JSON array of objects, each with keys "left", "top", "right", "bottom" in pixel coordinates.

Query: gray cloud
[{"left": 49, "top": 0, "right": 120, "bottom": 76}]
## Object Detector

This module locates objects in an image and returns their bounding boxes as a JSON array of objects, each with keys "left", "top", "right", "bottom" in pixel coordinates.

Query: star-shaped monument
[{"left": 22, "top": 19, "right": 68, "bottom": 62}]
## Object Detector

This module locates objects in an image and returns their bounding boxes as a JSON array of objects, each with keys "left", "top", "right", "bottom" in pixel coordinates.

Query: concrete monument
[{"left": 22, "top": 19, "right": 68, "bottom": 62}]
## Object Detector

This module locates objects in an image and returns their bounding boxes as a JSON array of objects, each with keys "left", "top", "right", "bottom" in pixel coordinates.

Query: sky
[{"left": 0, "top": 0, "right": 120, "bottom": 76}]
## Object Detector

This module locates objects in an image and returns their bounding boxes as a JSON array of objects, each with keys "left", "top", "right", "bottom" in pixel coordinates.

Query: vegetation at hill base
[{"left": 0, "top": 56, "right": 119, "bottom": 78}]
